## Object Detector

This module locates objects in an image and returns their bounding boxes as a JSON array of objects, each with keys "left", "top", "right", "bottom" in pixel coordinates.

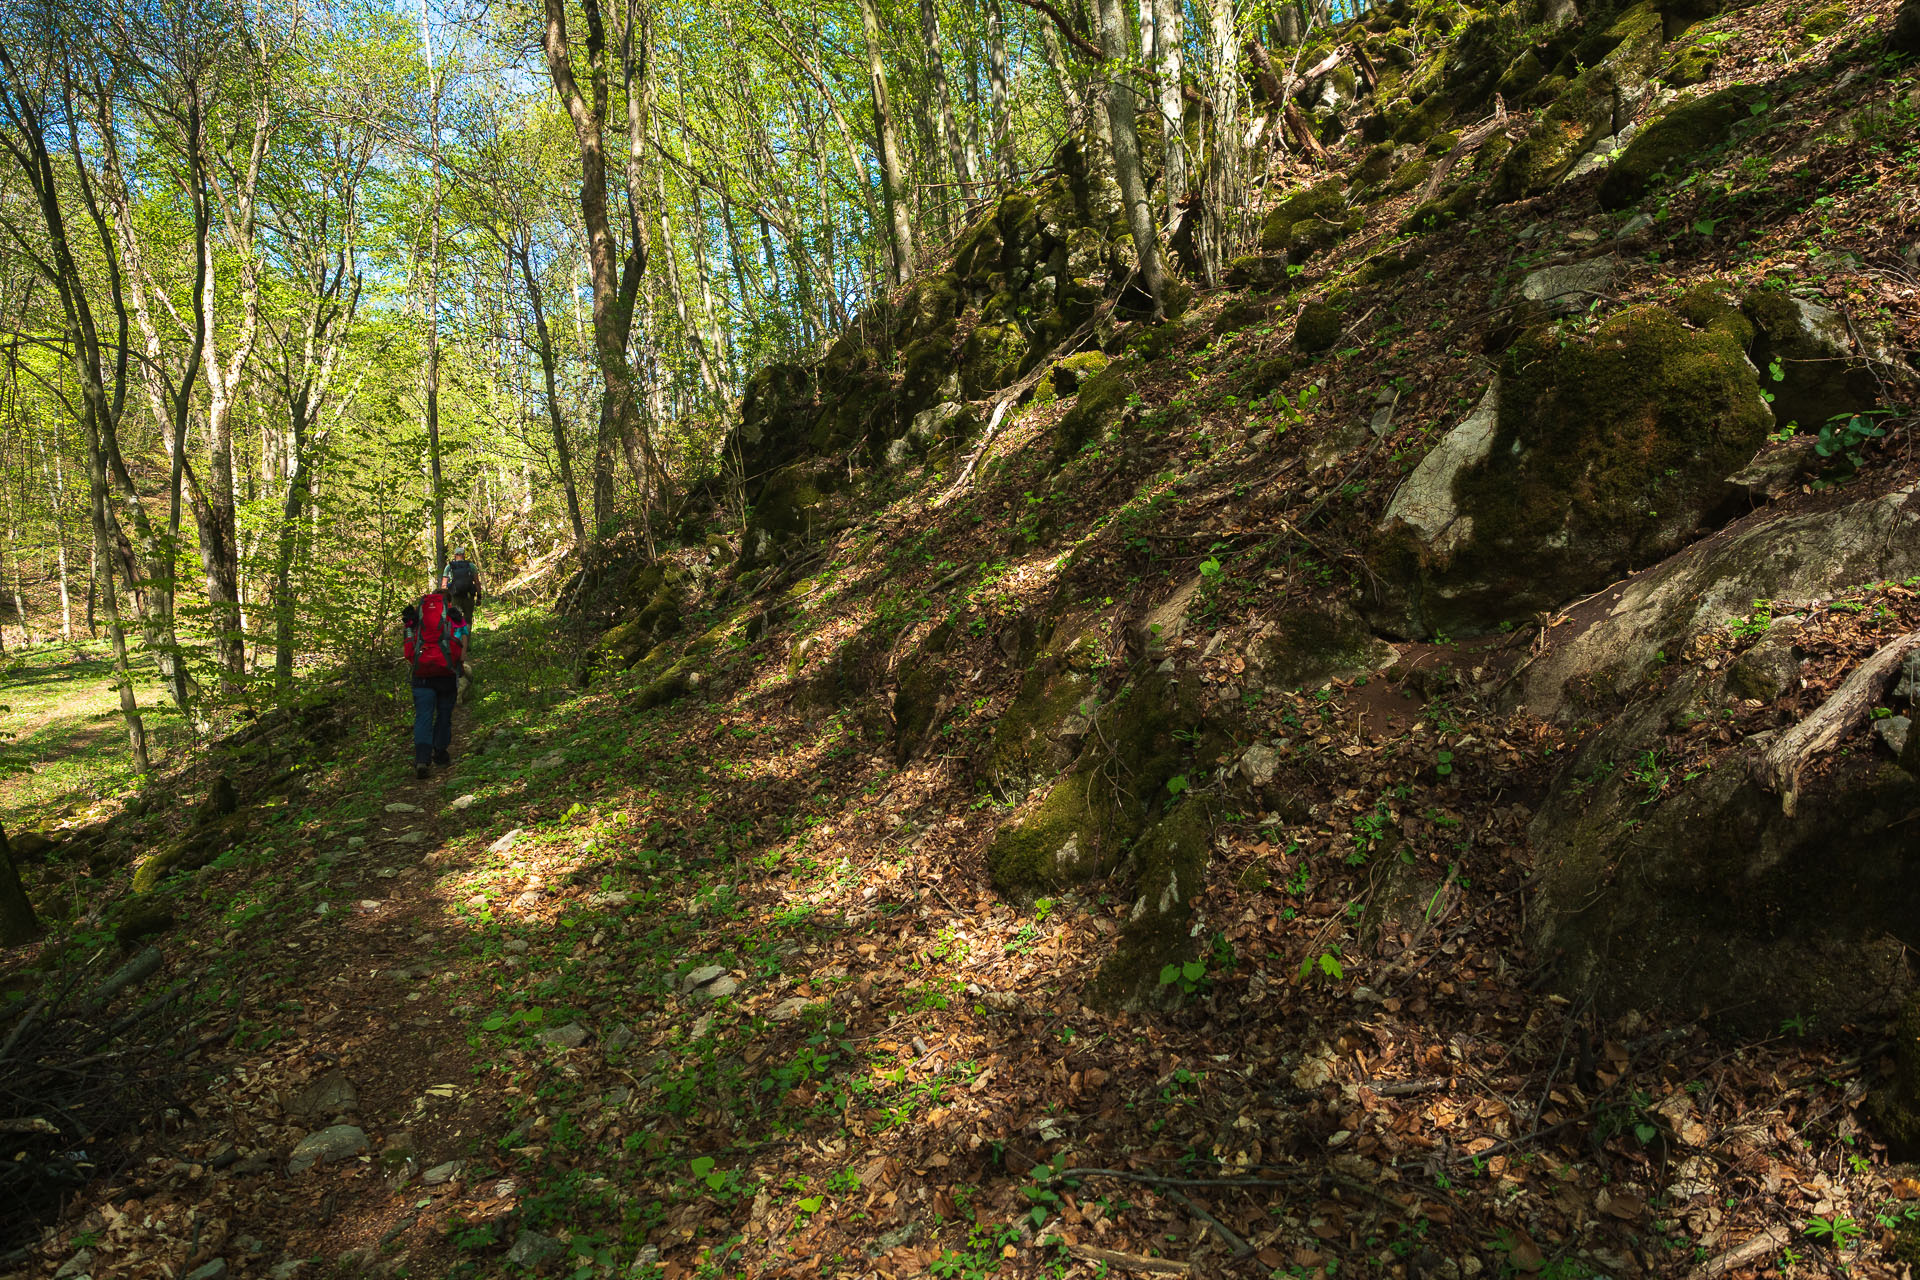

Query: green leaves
[{"left": 480, "top": 1005, "right": 544, "bottom": 1032}]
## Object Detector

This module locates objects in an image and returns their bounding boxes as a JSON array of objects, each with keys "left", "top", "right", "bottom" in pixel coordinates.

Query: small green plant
[
  {"left": 1815, "top": 410, "right": 1890, "bottom": 470},
  {"left": 1434, "top": 750, "right": 1454, "bottom": 777},
  {"left": 1159, "top": 959, "right": 1208, "bottom": 995},
  {"left": 1729, "top": 598, "right": 1774, "bottom": 641},
  {"left": 1803, "top": 1215, "right": 1862, "bottom": 1247},
  {"left": 1299, "top": 948, "right": 1344, "bottom": 982}
]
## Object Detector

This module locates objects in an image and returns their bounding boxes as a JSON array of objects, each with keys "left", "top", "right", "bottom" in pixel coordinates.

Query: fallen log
[{"left": 1750, "top": 628, "right": 1920, "bottom": 815}]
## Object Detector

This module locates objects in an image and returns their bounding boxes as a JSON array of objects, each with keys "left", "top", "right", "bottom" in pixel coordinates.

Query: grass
[{"left": 0, "top": 642, "right": 181, "bottom": 829}]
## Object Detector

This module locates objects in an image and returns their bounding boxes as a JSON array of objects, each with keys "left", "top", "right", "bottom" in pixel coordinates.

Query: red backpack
[{"left": 406, "top": 593, "right": 461, "bottom": 678}]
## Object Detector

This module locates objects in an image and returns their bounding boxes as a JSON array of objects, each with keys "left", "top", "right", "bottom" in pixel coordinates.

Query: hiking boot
[
  {"left": 415, "top": 763, "right": 430, "bottom": 780},
  {"left": 433, "top": 751, "right": 451, "bottom": 767}
]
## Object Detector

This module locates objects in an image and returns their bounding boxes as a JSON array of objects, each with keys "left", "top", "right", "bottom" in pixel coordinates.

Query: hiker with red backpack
[{"left": 402, "top": 582, "right": 469, "bottom": 779}]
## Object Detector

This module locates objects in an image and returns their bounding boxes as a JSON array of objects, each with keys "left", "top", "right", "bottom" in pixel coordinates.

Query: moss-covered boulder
[
  {"left": 892, "top": 659, "right": 949, "bottom": 764},
  {"left": 960, "top": 322, "right": 1027, "bottom": 398},
  {"left": 1740, "top": 288, "right": 1881, "bottom": 433},
  {"left": 741, "top": 464, "right": 831, "bottom": 569},
  {"left": 1598, "top": 85, "right": 1766, "bottom": 210},
  {"left": 1054, "top": 357, "right": 1136, "bottom": 461},
  {"left": 1895, "top": 0, "right": 1920, "bottom": 56},
  {"left": 1223, "top": 255, "right": 1289, "bottom": 291},
  {"left": 1294, "top": 302, "right": 1345, "bottom": 353},
  {"left": 1370, "top": 305, "right": 1773, "bottom": 637},
  {"left": 1258, "top": 179, "right": 1348, "bottom": 254},
  {"left": 986, "top": 672, "right": 1197, "bottom": 899},
  {"left": 984, "top": 621, "right": 1108, "bottom": 793},
  {"left": 899, "top": 327, "right": 959, "bottom": 417},
  {"left": 1089, "top": 800, "right": 1214, "bottom": 1008},
  {"left": 1246, "top": 601, "right": 1396, "bottom": 690},
  {"left": 1532, "top": 701, "right": 1920, "bottom": 1035}
]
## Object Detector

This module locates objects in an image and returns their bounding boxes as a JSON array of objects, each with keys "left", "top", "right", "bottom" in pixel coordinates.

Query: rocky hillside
[{"left": 9, "top": 0, "right": 1920, "bottom": 1276}]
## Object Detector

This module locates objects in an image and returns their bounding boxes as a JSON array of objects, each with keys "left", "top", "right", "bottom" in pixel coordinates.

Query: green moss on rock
[
  {"left": 1392, "top": 305, "right": 1774, "bottom": 634},
  {"left": 1258, "top": 179, "right": 1348, "bottom": 253},
  {"left": 1598, "top": 85, "right": 1766, "bottom": 210},
  {"left": 1055, "top": 357, "right": 1136, "bottom": 461},
  {"left": 1294, "top": 301, "right": 1345, "bottom": 353},
  {"left": 1089, "top": 800, "right": 1214, "bottom": 1008},
  {"left": 960, "top": 323, "right": 1027, "bottom": 398},
  {"left": 986, "top": 672, "right": 1195, "bottom": 899}
]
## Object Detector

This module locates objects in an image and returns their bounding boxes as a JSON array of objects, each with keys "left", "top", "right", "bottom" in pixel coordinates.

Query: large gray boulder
[{"left": 1369, "top": 305, "right": 1773, "bottom": 638}]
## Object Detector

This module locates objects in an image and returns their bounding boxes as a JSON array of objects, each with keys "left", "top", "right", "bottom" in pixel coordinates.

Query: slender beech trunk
[
  {"left": 514, "top": 239, "right": 588, "bottom": 547},
  {"left": 84, "top": 414, "right": 148, "bottom": 769},
  {"left": 1092, "top": 0, "right": 1172, "bottom": 316},
  {"left": 921, "top": 0, "right": 975, "bottom": 211},
  {"left": 1199, "top": 0, "right": 1245, "bottom": 283},
  {"left": 541, "top": 0, "right": 636, "bottom": 530},
  {"left": 1155, "top": 0, "right": 1186, "bottom": 220},
  {"left": 653, "top": 157, "right": 727, "bottom": 408},
  {"left": 422, "top": 0, "right": 448, "bottom": 573},
  {"left": 986, "top": 0, "right": 1015, "bottom": 187},
  {"left": 38, "top": 434, "right": 73, "bottom": 638},
  {"left": 854, "top": 0, "right": 915, "bottom": 284}
]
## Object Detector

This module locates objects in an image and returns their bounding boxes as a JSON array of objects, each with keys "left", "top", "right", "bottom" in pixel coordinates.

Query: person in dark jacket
[
  {"left": 442, "top": 549, "right": 482, "bottom": 629},
  {"left": 402, "top": 591, "right": 468, "bottom": 779}
]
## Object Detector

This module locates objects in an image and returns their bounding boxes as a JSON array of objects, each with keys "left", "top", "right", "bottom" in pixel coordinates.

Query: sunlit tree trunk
[
  {"left": 513, "top": 238, "right": 589, "bottom": 548},
  {"left": 986, "top": 0, "right": 1015, "bottom": 187},
  {"left": 921, "top": 0, "right": 975, "bottom": 211},
  {"left": 854, "top": 0, "right": 915, "bottom": 284},
  {"left": 1155, "top": 0, "right": 1186, "bottom": 221},
  {"left": 1092, "top": 0, "right": 1172, "bottom": 316}
]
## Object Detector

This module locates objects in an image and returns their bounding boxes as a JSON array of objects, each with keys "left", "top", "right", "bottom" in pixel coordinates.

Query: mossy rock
[
  {"left": 986, "top": 672, "right": 1196, "bottom": 899},
  {"left": 1800, "top": 2, "right": 1845, "bottom": 38},
  {"left": 899, "top": 327, "right": 959, "bottom": 415},
  {"left": 1212, "top": 297, "right": 1281, "bottom": 338},
  {"left": 959, "top": 323, "right": 1027, "bottom": 398},
  {"left": 1659, "top": 42, "right": 1719, "bottom": 87},
  {"left": 1740, "top": 288, "right": 1880, "bottom": 432},
  {"left": 1088, "top": 800, "right": 1214, "bottom": 1009},
  {"left": 1403, "top": 182, "right": 1480, "bottom": 234},
  {"left": 1496, "top": 49, "right": 1548, "bottom": 99},
  {"left": 1378, "top": 305, "right": 1773, "bottom": 636},
  {"left": 114, "top": 902, "right": 176, "bottom": 949},
  {"left": 1424, "top": 130, "right": 1462, "bottom": 156},
  {"left": 1249, "top": 601, "right": 1395, "bottom": 688},
  {"left": 1673, "top": 283, "right": 1755, "bottom": 349},
  {"left": 1598, "top": 85, "right": 1766, "bottom": 210},
  {"left": 891, "top": 661, "right": 948, "bottom": 765},
  {"left": 1294, "top": 302, "right": 1345, "bottom": 353},
  {"left": 1356, "top": 143, "right": 1398, "bottom": 185},
  {"left": 1389, "top": 94, "right": 1453, "bottom": 144},
  {"left": 1290, "top": 210, "right": 1366, "bottom": 262},
  {"left": 893, "top": 274, "right": 967, "bottom": 345},
  {"left": 1044, "top": 351, "right": 1111, "bottom": 404},
  {"left": 984, "top": 622, "right": 1108, "bottom": 793},
  {"left": 1490, "top": 66, "right": 1618, "bottom": 202},
  {"left": 1387, "top": 158, "right": 1435, "bottom": 194},
  {"left": 1351, "top": 248, "right": 1425, "bottom": 288},
  {"left": 1055, "top": 358, "right": 1136, "bottom": 461},
  {"left": 1248, "top": 354, "right": 1298, "bottom": 392},
  {"left": 1258, "top": 179, "right": 1348, "bottom": 253},
  {"left": 741, "top": 465, "right": 828, "bottom": 569},
  {"left": 1895, "top": 0, "right": 1920, "bottom": 56}
]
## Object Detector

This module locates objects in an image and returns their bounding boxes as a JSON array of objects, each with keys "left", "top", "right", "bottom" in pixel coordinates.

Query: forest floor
[
  {"left": 0, "top": 646, "right": 178, "bottom": 831},
  {"left": 6, "top": 586, "right": 1920, "bottom": 1280},
  {"left": 8, "top": 3, "right": 1920, "bottom": 1277}
]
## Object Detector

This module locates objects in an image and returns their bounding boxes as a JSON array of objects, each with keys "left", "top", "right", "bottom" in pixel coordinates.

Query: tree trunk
[
  {"left": 1155, "top": 0, "right": 1186, "bottom": 221},
  {"left": 854, "top": 0, "right": 915, "bottom": 284},
  {"left": 0, "top": 827, "right": 38, "bottom": 946},
  {"left": 422, "top": 0, "right": 448, "bottom": 576},
  {"left": 84, "top": 414, "right": 148, "bottom": 771},
  {"left": 921, "top": 0, "right": 975, "bottom": 211},
  {"left": 653, "top": 157, "right": 727, "bottom": 408},
  {"left": 540, "top": 0, "right": 642, "bottom": 532},
  {"left": 1092, "top": 0, "right": 1172, "bottom": 316},
  {"left": 986, "top": 0, "right": 1015, "bottom": 187},
  {"left": 515, "top": 241, "right": 588, "bottom": 548},
  {"left": 1199, "top": 0, "right": 1245, "bottom": 283},
  {"left": 39, "top": 434, "right": 73, "bottom": 640}
]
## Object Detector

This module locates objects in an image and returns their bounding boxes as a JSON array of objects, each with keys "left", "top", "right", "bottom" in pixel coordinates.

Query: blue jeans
[{"left": 412, "top": 680, "right": 456, "bottom": 764}]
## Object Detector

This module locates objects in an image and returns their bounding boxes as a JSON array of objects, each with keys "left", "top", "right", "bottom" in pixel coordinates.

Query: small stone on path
[
  {"left": 54, "top": 1250, "right": 92, "bottom": 1279},
  {"left": 391, "top": 829, "right": 426, "bottom": 845},
  {"left": 291, "top": 1069, "right": 358, "bottom": 1119},
  {"left": 384, "top": 802, "right": 422, "bottom": 814},
  {"left": 423, "top": 1160, "right": 465, "bottom": 1185},
  {"left": 346, "top": 836, "right": 365, "bottom": 849},
  {"left": 185, "top": 1262, "right": 228, "bottom": 1280},
  {"left": 489, "top": 829, "right": 523, "bottom": 855},
  {"left": 450, "top": 794, "right": 478, "bottom": 810},
  {"left": 769, "top": 997, "right": 819, "bottom": 1023},
  {"left": 287, "top": 1124, "right": 368, "bottom": 1174},
  {"left": 533, "top": 751, "right": 567, "bottom": 770},
  {"left": 538, "top": 1022, "right": 589, "bottom": 1050},
  {"left": 503, "top": 938, "right": 529, "bottom": 954}
]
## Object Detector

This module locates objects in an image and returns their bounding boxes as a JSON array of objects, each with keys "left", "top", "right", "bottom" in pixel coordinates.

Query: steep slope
[{"left": 7, "top": 1, "right": 1920, "bottom": 1277}]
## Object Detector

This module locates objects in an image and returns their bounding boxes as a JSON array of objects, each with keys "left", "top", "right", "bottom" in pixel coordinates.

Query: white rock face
[
  {"left": 1380, "top": 381, "right": 1500, "bottom": 558},
  {"left": 287, "top": 1125, "right": 369, "bottom": 1175},
  {"left": 1239, "top": 743, "right": 1280, "bottom": 787}
]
